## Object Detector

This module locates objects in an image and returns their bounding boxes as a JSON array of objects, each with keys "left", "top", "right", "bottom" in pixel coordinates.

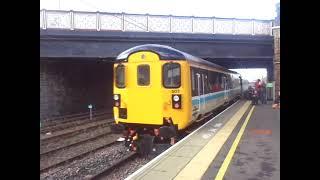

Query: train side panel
[{"left": 188, "top": 63, "right": 241, "bottom": 124}]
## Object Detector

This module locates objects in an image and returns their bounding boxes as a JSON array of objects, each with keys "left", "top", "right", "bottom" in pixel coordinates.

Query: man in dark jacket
[{"left": 260, "top": 81, "right": 267, "bottom": 104}]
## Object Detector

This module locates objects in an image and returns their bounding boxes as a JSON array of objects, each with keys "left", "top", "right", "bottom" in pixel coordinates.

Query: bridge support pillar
[{"left": 267, "top": 64, "right": 274, "bottom": 82}]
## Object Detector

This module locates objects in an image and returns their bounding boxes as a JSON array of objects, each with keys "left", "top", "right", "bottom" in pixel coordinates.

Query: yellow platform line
[
  {"left": 215, "top": 106, "right": 255, "bottom": 180},
  {"left": 174, "top": 101, "right": 251, "bottom": 180}
]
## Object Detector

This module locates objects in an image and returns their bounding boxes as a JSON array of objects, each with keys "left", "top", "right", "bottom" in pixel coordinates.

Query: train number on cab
[{"left": 172, "top": 90, "right": 180, "bottom": 93}]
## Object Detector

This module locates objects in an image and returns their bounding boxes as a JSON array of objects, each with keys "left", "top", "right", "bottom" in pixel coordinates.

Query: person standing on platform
[
  {"left": 255, "top": 79, "right": 262, "bottom": 92},
  {"left": 254, "top": 79, "right": 262, "bottom": 105},
  {"left": 261, "top": 81, "right": 267, "bottom": 104}
]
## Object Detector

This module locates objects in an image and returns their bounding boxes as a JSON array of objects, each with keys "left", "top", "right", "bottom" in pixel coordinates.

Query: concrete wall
[
  {"left": 273, "top": 28, "right": 280, "bottom": 96},
  {"left": 40, "top": 59, "right": 113, "bottom": 120}
]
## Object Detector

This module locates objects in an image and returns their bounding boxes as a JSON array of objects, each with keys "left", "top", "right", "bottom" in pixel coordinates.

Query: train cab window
[
  {"left": 137, "top": 65, "right": 150, "bottom": 86},
  {"left": 115, "top": 64, "right": 125, "bottom": 88},
  {"left": 163, "top": 63, "right": 181, "bottom": 88}
]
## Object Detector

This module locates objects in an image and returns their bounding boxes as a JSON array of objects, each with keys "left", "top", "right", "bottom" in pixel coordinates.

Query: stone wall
[
  {"left": 273, "top": 28, "right": 280, "bottom": 96},
  {"left": 40, "top": 60, "right": 114, "bottom": 120}
]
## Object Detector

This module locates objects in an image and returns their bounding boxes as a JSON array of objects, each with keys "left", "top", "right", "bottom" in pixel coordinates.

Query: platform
[
  {"left": 125, "top": 100, "right": 280, "bottom": 180},
  {"left": 203, "top": 102, "right": 280, "bottom": 180}
]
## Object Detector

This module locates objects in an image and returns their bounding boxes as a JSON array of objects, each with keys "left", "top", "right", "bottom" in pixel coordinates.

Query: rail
[{"left": 40, "top": 9, "right": 274, "bottom": 36}]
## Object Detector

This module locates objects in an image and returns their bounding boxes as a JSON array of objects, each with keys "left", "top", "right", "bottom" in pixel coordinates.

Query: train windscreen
[{"left": 163, "top": 63, "right": 181, "bottom": 88}]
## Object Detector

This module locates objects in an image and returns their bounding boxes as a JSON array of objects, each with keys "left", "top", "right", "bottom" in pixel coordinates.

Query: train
[{"left": 113, "top": 44, "right": 249, "bottom": 154}]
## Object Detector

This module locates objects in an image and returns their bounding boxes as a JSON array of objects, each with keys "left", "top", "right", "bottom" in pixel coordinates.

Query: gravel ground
[
  {"left": 40, "top": 133, "right": 121, "bottom": 171},
  {"left": 40, "top": 125, "right": 111, "bottom": 154},
  {"left": 40, "top": 142, "right": 128, "bottom": 180},
  {"left": 40, "top": 142, "right": 171, "bottom": 180},
  {"left": 100, "top": 156, "right": 152, "bottom": 180},
  {"left": 98, "top": 144, "right": 171, "bottom": 180}
]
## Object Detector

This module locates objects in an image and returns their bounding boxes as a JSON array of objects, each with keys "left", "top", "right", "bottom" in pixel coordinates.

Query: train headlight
[
  {"left": 172, "top": 94, "right": 181, "bottom": 109},
  {"left": 113, "top": 94, "right": 121, "bottom": 107},
  {"left": 173, "top": 95, "right": 180, "bottom": 102},
  {"left": 114, "top": 94, "right": 119, "bottom": 101}
]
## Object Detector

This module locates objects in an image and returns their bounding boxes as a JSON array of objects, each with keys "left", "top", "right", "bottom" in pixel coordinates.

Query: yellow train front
[{"left": 113, "top": 44, "right": 242, "bottom": 153}]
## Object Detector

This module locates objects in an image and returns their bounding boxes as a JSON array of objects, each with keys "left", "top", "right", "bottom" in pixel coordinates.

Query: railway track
[
  {"left": 41, "top": 112, "right": 113, "bottom": 134},
  {"left": 40, "top": 100, "right": 238, "bottom": 179},
  {"left": 40, "top": 119, "right": 114, "bottom": 144},
  {"left": 40, "top": 134, "right": 121, "bottom": 173},
  {"left": 40, "top": 130, "right": 113, "bottom": 156},
  {"left": 41, "top": 109, "right": 111, "bottom": 126},
  {"left": 94, "top": 101, "right": 237, "bottom": 180},
  {"left": 90, "top": 152, "right": 138, "bottom": 180}
]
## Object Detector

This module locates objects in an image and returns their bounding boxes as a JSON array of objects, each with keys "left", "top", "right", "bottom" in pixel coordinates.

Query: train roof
[{"left": 116, "top": 44, "right": 239, "bottom": 74}]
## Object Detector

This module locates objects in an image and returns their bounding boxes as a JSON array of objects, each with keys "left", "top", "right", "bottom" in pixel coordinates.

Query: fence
[{"left": 40, "top": 9, "right": 273, "bottom": 35}]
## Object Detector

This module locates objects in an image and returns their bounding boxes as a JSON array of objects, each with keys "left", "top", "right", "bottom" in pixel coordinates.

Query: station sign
[{"left": 267, "top": 83, "right": 273, "bottom": 87}]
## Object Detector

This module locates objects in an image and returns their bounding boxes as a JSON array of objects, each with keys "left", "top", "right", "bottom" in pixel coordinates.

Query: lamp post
[{"left": 88, "top": 104, "right": 93, "bottom": 120}]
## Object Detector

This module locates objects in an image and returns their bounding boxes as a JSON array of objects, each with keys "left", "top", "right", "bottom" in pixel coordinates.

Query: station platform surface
[
  {"left": 125, "top": 100, "right": 280, "bottom": 180},
  {"left": 202, "top": 102, "right": 280, "bottom": 180}
]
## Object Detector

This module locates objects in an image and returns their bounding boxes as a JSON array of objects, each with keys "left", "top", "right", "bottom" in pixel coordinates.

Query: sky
[
  {"left": 230, "top": 68, "right": 267, "bottom": 83},
  {"left": 40, "top": 0, "right": 279, "bottom": 20},
  {"left": 40, "top": 0, "right": 277, "bottom": 81}
]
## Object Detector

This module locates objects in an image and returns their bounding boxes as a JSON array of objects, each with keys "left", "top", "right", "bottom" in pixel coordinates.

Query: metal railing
[{"left": 40, "top": 9, "right": 274, "bottom": 36}]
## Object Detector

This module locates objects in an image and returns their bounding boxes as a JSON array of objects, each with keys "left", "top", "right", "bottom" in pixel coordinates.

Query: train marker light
[
  {"left": 173, "top": 95, "right": 180, "bottom": 101},
  {"left": 174, "top": 103, "right": 180, "bottom": 108},
  {"left": 172, "top": 94, "right": 181, "bottom": 109},
  {"left": 114, "top": 94, "right": 121, "bottom": 107}
]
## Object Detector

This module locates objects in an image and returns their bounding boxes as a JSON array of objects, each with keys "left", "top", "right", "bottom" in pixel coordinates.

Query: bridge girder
[{"left": 40, "top": 30, "right": 274, "bottom": 81}]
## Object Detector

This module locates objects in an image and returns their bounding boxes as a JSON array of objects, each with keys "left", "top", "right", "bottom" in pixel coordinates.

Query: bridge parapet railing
[{"left": 40, "top": 9, "right": 273, "bottom": 35}]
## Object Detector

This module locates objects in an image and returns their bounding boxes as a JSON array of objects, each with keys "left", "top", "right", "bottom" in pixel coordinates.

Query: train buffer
[{"left": 125, "top": 100, "right": 280, "bottom": 180}]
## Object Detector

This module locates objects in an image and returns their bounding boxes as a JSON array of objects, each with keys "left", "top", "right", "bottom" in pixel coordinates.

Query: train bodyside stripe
[{"left": 191, "top": 87, "right": 241, "bottom": 105}]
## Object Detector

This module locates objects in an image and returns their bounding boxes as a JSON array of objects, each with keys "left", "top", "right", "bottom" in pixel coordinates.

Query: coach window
[
  {"left": 219, "top": 73, "right": 225, "bottom": 90},
  {"left": 212, "top": 72, "right": 220, "bottom": 92},
  {"left": 204, "top": 73, "right": 209, "bottom": 94},
  {"left": 115, "top": 64, "right": 125, "bottom": 88},
  {"left": 137, "top": 65, "right": 150, "bottom": 86},
  {"left": 227, "top": 75, "right": 233, "bottom": 89},
  {"left": 191, "top": 68, "right": 196, "bottom": 95},
  {"left": 163, "top": 63, "right": 181, "bottom": 88}
]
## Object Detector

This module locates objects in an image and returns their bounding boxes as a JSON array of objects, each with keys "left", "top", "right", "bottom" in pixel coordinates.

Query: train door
[
  {"left": 201, "top": 73, "right": 206, "bottom": 111},
  {"left": 191, "top": 68, "right": 200, "bottom": 121},
  {"left": 223, "top": 75, "right": 229, "bottom": 102},
  {"left": 196, "top": 73, "right": 202, "bottom": 111},
  {"left": 191, "top": 67, "right": 205, "bottom": 119}
]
